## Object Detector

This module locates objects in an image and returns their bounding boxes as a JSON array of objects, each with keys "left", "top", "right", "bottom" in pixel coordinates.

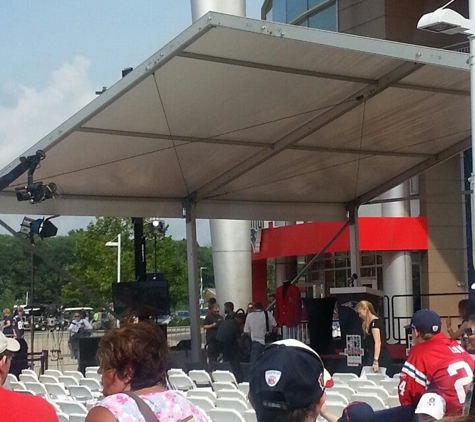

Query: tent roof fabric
[{"left": 0, "top": 13, "right": 470, "bottom": 221}]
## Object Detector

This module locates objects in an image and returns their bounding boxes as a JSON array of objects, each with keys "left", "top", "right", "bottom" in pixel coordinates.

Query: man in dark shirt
[
  {"left": 13, "top": 307, "right": 26, "bottom": 339},
  {"left": 203, "top": 303, "right": 223, "bottom": 368},
  {"left": 2, "top": 309, "right": 15, "bottom": 338},
  {"left": 217, "top": 311, "right": 244, "bottom": 382},
  {"left": 224, "top": 301, "right": 235, "bottom": 320}
]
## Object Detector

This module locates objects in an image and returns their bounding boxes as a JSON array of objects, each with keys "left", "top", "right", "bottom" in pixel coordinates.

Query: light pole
[
  {"left": 417, "top": 3, "right": 475, "bottom": 288},
  {"left": 199, "top": 266, "right": 207, "bottom": 307},
  {"left": 106, "top": 234, "right": 121, "bottom": 283}
]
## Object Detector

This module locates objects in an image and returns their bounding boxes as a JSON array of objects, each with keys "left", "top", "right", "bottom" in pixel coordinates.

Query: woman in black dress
[{"left": 355, "top": 300, "right": 392, "bottom": 374}]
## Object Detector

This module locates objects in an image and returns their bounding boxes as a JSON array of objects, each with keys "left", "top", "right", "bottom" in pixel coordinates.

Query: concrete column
[
  {"left": 381, "top": 182, "right": 413, "bottom": 343},
  {"left": 190, "top": 0, "right": 250, "bottom": 311},
  {"left": 210, "top": 219, "right": 252, "bottom": 311}
]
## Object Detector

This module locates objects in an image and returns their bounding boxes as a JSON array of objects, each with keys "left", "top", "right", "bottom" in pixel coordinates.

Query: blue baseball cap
[
  {"left": 337, "top": 402, "right": 374, "bottom": 422},
  {"left": 406, "top": 309, "right": 441, "bottom": 334}
]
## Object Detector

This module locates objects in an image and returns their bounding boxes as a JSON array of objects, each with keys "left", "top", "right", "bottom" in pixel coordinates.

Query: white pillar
[
  {"left": 210, "top": 219, "right": 252, "bottom": 310},
  {"left": 190, "top": 0, "right": 250, "bottom": 312},
  {"left": 381, "top": 182, "right": 413, "bottom": 343}
]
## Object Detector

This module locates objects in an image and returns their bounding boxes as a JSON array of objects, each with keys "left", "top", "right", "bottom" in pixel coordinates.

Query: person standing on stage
[{"left": 355, "top": 300, "right": 393, "bottom": 374}]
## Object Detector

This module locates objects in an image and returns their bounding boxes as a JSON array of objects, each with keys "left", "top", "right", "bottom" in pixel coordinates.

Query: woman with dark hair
[
  {"left": 447, "top": 299, "right": 475, "bottom": 342},
  {"left": 85, "top": 322, "right": 206, "bottom": 422}
]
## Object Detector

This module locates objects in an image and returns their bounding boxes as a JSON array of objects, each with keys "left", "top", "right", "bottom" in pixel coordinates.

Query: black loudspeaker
[{"left": 78, "top": 336, "right": 101, "bottom": 374}]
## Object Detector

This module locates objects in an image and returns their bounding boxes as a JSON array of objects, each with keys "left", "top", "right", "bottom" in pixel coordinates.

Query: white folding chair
[
  {"left": 10, "top": 381, "right": 26, "bottom": 391},
  {"left": 68, "top": 385, "right": 97, "bottom": 403},
  {"left": 16, "top": 389, "right": 36, "bottom": 396},
  {"left": 212, "top": 370, "right": 237, "bottom": 384},
  {"left": 323, "top": 401, "right": 346, "bottom": 417},
  {"left": 361, "top": 366, "right": 387, "bottom": 376},
  {"left": 216, "top": 397, "right": 249, "bottom": 412},
  {"left": 44, "top": 369, "right": 63, "bottom": 378},
  {"left": 6, "top": 373, "right": 18, "bottom": 383},
  {"left": 216, "top": 389, "right": 248, "bottom": 403},
  {"left": 69, "top": 414, "right": 86, "bottom": 422},
  {"left": 350, "top": 393, "right": 387, "bottom": 411},
  {"left": 19, "top": 373, "right": 38, "bottom": 383},
  {"left": 21, "top": 369, "right": 38, "bottom": 379},
  {"left": 332, "top": 373, "right": 358, "bottom": 383},
  {"left": 24, "top": 381, "right": 51, "bottom": 399},
  {"left": 208, "top": 408, "right": 246, "bottom": 422},
  {"left": 168, "top": 374, "right": 196, "bottom": 391},
  {"left": 188, "top": 396, "right": 216, "bottom": 412},
  {"left": 188, "top": 370, "right": 213, "bottom": 388},
  {"left": 393, "top": 373, "right": 401, "bottom": 379},
  {"left": 56, "top": 401, "right": 88, "bottom": 416},
  {"left": 243, "top": 409, "right": 257, "bottom": 422},
  {"left": 167, "top": 368, "right": 185, "bottom": 377},
  {"left": 44, "top": 383, "right": 70, "bottom": 400},
  {"left": 212, "top": 381, "right": 237, "bottom": 391},
  {"left": 386, "top": 395, "right": 401, "bottom": 408},
  {"left": 79, "top": 378, "right": 102, "bottom": 393},
  {"left": 380, "top": 378, "right": 400, "bottom": 393},
  {"left": 325, "top": 391, "right": 349, "bottom": 405},
  {"left": 85, "top": 366, "right": 100, "bottom": 373},
  {"left": 59, "top": 376, "right": 80, "bottom": 388},
  {"left": 187, "top": 389, "right": 217, "bottom": 403},
  {"left": 57, "top": 413, "right": 70, "bottom": 422},
  {"left": 40, "top": 374, "right": 59, "bottom": 384},
  {"left": 83, "top": 372, "right": 102, "bottom": 383},
  {"left": 359, "top": 386, "right": 389, "bottom": 401},
  {"left": 329, "top": 385, "right": 355, "bottom": 402},
  {"left": 63, "top": 370, "right": 85, "bottom": 380},
  {"left": 365, "top": 373, "right": 390, "bottom": 384},
  {"left": 348, "top": 379, "right": 377, "bottom": 390},
  {"left": 238, "top": 382, "right": 249, "bottom": 396}
]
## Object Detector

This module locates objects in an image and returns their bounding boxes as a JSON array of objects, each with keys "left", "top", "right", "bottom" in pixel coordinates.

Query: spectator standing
[
  {"left": 249, "top": 338, "right": 332, "bottom": 422},
  {"left": 0, "top": 332, "right": 58, "bottom": 422},
  {"left": 244, "top": 302, "right": 277, "bottom": 362},
  {"left": 203, "top": 303, "right": 223, "bottom": 367},
  {"left": 399, "top": 309, "right": 474, "bottom": 416},
  {"left": 13, "top": 307, "right": 26, "bottom": 339},
  {"left": 224, "top": 301, "right": 235, "bottom": 320},
  {"left": 85, "top": 322, "right": 206, "bottom": 422},
  {"left": 216, "top": 309, "right": 244, "bottom": 382},
  {"left": 2, "top": 308, "right": 15, "bottom": 338},
  {"left": 447, "top": 299, "right": 475, "bottom": 344},
  {"left": 206, "top": 297, "right": 217, "bottom": 316},
  {"left": 355, "top": 300, "right": 393, "bottom": 374}
]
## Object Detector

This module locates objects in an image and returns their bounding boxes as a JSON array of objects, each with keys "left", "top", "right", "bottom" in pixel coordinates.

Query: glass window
[
  {"left": 271, "top": 0, "right": 287, "bottom": 23},
  {"left": 286, "top": 0, "right": 308, "bottom": 22},
  {"left": 308, "top": 3, "right": 337, "bottom": 31},
  {"left": 308, "top": 0, "right": 330, "bottom": 7}
]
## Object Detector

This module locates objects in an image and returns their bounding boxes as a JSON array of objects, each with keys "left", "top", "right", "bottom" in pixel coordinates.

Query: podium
[{"left": 330, "top": 287, "right": 384, "bottom": 372}]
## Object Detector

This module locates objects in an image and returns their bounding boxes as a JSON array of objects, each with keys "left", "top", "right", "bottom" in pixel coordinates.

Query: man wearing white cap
[{"left": 0, "top": 331, "right": 58, "bottom": 421}]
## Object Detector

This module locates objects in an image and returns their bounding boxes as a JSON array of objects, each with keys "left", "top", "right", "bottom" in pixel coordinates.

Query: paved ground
[{"left": 24, "top": 326, "right": 205, "bottom": 373}]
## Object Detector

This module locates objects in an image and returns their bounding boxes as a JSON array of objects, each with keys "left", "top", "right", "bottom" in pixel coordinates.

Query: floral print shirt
[{"left": 94, "top": 390, "right": 207, "bottom": 422}]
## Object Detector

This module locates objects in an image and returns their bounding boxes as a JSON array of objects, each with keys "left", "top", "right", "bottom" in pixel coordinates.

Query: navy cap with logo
[
  {"left": 406, "top": 309, "right": 441, "bottom": 334},
  {"left": 337, "top": 402, "right": 374, "bottom": 422},
  {"left": 249, "top": 339, "right": 333, "bottom": 421}
]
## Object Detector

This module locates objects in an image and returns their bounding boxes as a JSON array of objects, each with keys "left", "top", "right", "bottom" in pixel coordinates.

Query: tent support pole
[{"left": 184, "top": 199, "right": 202, "bottom": 363}]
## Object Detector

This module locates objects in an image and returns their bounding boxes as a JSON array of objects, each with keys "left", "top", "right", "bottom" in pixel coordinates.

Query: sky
[{"left": 0, "top": 1, "right": 263, "bottom": 245}]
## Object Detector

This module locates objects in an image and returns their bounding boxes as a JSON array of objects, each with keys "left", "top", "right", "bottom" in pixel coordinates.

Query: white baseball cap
[
  {"left": 0, "top": 331, "right": 20, "bottom": 354},
  {"left": 415, "top": 393, "right": 446, "bottom": 420}
]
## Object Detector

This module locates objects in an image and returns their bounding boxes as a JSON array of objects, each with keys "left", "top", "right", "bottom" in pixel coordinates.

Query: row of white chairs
[{"left": 168, "top": 369, "right": 238, "bottom": 386}]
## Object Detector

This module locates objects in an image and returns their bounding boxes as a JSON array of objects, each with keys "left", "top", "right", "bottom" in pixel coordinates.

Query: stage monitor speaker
[{"left": 78, "top": 336, "right": 101, "bottom": 374}]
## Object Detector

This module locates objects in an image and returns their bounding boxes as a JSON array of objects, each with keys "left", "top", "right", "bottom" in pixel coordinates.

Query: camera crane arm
[{"left": 0, "top": 150, "right": 45, "bottom": 193}]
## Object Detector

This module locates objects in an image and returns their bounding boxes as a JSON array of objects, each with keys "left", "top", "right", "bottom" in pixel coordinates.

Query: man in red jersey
[
  {"left": 0, "top": 331, "right": 58, "bottom": 422},
  {"left": 399, "top": 309, "right": 474, "bottom": 416}
]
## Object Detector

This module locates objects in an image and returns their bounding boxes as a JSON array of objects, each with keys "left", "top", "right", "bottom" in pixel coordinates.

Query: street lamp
[
  {"left": 199, "top": 266, "right": 207, "bottom": 307},
  {"left": 417, "top": 3, "right": 475, "bottom": 289},
  {"left": 106, "top": 234, "right": 121, "bottom": 283}
]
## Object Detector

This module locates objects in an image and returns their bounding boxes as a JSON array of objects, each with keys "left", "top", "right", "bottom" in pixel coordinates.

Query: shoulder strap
[
  {"left": 264, "top": 311, "right": 269, "bottom": 332},
  {"left": 123, "top": 391, "right": 160, "bottom": 422}
]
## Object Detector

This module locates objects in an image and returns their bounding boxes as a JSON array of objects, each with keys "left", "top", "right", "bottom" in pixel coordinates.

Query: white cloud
[
  {"left": 0, "top": 57, "right": 212, "bottom": 245},
  {"left": 0, "top": 56, "right": 95, "bottom": 169}
]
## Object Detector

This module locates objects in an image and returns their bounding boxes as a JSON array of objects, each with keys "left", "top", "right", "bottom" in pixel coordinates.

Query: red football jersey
[{"left": 399, "top": 333, "right": 474, "bottom": 415}]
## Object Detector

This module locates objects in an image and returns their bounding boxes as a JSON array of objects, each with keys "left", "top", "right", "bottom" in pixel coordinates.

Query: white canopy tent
[{"left": 0, "top": 13, "right": 470, "bottom": 359}]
